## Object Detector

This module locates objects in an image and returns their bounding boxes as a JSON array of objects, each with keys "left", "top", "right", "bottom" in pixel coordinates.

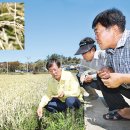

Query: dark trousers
[
  {"left": 44, "top": 97, "right": 81, "bottom": 113},
  {"left": 77, "top": 74, "right": 130, "bottom": 111},
  {"left": 97, "top": 76, "right": 130, "bottom": 111}
]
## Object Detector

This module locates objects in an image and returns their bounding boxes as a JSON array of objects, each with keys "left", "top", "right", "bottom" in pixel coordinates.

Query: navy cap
[{"left": 75, "top": 41, "right": 96, "bottom": 55}]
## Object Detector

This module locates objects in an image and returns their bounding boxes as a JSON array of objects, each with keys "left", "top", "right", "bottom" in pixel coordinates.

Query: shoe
[
  {"left": 83, "top": 94, "right": 99, "bottom": 101},
  {"left": 103, "top": 111, "right": 130, "bottom": 121}
]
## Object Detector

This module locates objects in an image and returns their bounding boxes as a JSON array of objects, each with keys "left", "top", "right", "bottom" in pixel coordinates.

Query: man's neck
[
  {"left": 56, "top": 77, "right": 61, "bottom": 82},
  {"left": 111, "top": 32, "right": 123, "bottom": 49}
]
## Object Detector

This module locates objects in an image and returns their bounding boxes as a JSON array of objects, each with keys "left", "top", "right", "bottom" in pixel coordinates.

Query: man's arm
[
  {"left": 37, "top": 95, "right": 50, "bottom": 118},
  {"left": 122, "top": 74, "right": 130, "bottom": 84},
  {"left": 64, "top": 73, "right": 81, "bottom": 97},
  {"left": 102, "top": 73, "right": 130, "bottom": 88},
  {"left": 80, "top": 70, "right": 96, "bottom": 83},
  {"left": 37, "top": 82, "right": 52, "bottom": 117}
]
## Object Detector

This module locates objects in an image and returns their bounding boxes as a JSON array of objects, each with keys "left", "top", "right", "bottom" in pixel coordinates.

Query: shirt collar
[{"left": 116, "top": 29, "right": 129, "bottom": 48}]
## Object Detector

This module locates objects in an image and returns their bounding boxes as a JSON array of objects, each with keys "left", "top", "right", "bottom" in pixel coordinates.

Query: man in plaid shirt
[{"left": 92, "top": 8, "right": 130, "bottom": 120}]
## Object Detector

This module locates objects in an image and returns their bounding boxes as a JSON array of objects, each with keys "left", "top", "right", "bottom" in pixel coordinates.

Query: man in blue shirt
[{"left": 92, "top": 8, "right": 130, "bottom": 120}]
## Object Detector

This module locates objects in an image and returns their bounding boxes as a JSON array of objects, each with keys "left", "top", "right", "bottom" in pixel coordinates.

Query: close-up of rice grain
[{"left": 0, "top": 3, "right": 24, "bottom": 50}]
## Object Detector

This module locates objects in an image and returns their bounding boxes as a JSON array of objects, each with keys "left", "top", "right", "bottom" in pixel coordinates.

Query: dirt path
[{"left": 84, "top": 90, "right": 130, "bottom": 130}]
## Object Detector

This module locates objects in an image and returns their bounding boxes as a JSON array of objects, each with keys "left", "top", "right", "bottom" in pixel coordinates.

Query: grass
[
  {"left": 13, "top": 105, "right": 84, "bottom": 130},
  {"left": 35, "top": 106, "right": 84, "bottom": 130}
]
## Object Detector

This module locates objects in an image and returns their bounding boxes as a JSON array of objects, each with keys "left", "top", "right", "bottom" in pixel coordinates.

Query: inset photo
[{"left": 0, "top": 3, "right": 24, "bottom": 50}]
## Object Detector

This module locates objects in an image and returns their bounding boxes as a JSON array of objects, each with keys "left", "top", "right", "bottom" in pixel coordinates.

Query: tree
[
  {"left": 46, "top": 54, "right": 61, "bottom": 60},
  {"left": 8, "top": 61, "right": 20, "bottom": 72},
  {"left": 33, "top": 60, "right": 46, "bottom": 73},
  {"left": 46, "top": 54, "right": 80, "bottom": 65}
]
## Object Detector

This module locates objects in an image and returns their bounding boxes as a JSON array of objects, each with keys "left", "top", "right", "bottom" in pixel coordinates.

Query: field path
[{"left": 84, "top": 90, "right": 130, "bottom": 130}]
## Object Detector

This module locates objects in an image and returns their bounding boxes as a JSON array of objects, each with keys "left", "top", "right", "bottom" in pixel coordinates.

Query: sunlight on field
[{"left": 0, "top": 74, "right": 50, "bottom": 129}]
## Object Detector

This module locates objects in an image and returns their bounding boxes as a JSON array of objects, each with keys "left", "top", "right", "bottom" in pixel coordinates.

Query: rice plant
[{"left": 34, "top": 106, "right": 84, "bottom": 130}]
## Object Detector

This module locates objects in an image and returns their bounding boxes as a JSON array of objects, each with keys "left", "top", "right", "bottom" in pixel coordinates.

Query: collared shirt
[
  {"left": 39, "top": 70, "right": 82, "bottom": 108},
  {"left": 106, "top": 29, "right": 130, "bottom": 88},
  {"left": 78, "top": 50, "right": 106, "bottom": 80}
]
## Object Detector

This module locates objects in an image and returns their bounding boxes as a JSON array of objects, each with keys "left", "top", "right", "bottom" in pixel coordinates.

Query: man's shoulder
[
  {"left": 94, "top": 50, "right": 106, "bottom": 59},
  {"left": 126, "top": 34, "right": 130, "bottom": 42},
  {"left": 123, "top": 29, "right": 130, "bottom": 45},
  {"left": 62, "top": 70, "right": 72, "bottom": 76},
  {"left": 96, "top": 50, "right": 105, "bottom": 55},
  {"left": 47, "top": 76, "right": 53, "bottom": 83},
  {"left": 62, "top": 70, "right": 74, "bottom": 79},
  {"left": 123, "top": 31, "right": 130, "bottom": 49}
]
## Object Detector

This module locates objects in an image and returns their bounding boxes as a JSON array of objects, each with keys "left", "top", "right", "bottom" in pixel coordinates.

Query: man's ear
[
  {"left": 112, "top": 25, "right": 119, "bottom": 33},
  {"left": 112, "top": 25, "right": 122, "bottom": 39},
  {"left": 91, "top": 47, "right": 96, "bottom": 52}
]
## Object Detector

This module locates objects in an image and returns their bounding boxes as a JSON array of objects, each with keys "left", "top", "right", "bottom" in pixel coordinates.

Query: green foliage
[
  {"left": 46, "top": 53, "right": 80, "bottom": 65},
  {"left": 36, "top": 106, "right": 84, "bottom": 130},
  {"left": 33, "top": 60, "right": 47, "bottom": 73},
  {"left": 1, "top": 105, "right": 84, "bottom": 130},
  {"left": 46, "top": 54, "right": 62, "bottom": 61},
  {"left": 0, "top": 53, "right": 80, "bottom": 73}
]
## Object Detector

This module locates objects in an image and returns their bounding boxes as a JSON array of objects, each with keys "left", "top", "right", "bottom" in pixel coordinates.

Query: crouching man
[
  {"left": 37, "top": 58, "right": 82, "bottom": 117},
  {"left": 75, "top": 37, "right": 106, "bottom": 101}
]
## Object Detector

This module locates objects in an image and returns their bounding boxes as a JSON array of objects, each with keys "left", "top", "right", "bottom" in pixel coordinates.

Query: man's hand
[
  {"left": 98, "top": 70, "right": 110, "bottom": 79},
  {"left": 37, "top": 106, "right": 43, "bottom": 118},
  {"left": 80, "top": 74, "right": 86, "bottom": 84},
  {"left": 80, "top": 71, "right": 91, "bottom": 84},
  {"left": 84, "top": 75, "right": 93, "bottom": 83},
  {"left": 58, "top": 91, "right": 64, "bottom": 98},
  {"left": 101, "top": 73, "right": 123, "bottom": 88},
  {"left": 98, "top": 67, "right": 113, "bottom": 79},
  {"left": 52, "top": 91, "right": 64, "bottom": 98}
]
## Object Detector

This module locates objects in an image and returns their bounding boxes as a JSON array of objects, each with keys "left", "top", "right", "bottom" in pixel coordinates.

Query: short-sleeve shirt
[{"left": 106, "top": 29, "right": 130, "bottom": 88}]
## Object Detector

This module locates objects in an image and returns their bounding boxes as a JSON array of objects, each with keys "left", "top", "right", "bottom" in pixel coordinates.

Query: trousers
[
  {"left": 44, "top": 97, "right": 81, "bottom": 112},
  {"left": 97, "top": 76, "right": 130, "bottom": 111}
]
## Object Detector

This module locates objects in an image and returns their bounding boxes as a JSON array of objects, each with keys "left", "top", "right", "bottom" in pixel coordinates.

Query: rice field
[
  {"left": 0, "top": 74, "right": 84, "bottom": 130},
  {"left": 0, "top": 74, "right": 49, "bottom": 130}
]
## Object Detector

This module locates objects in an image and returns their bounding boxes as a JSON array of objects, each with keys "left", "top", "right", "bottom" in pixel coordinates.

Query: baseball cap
[{"left": 75, "top": 37, "right": 96, "bottom": 55}]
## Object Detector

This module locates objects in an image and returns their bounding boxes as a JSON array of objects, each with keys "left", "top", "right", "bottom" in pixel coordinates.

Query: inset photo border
[{"left": 0, "top": 2, "right": 24, "bottom": 50}]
